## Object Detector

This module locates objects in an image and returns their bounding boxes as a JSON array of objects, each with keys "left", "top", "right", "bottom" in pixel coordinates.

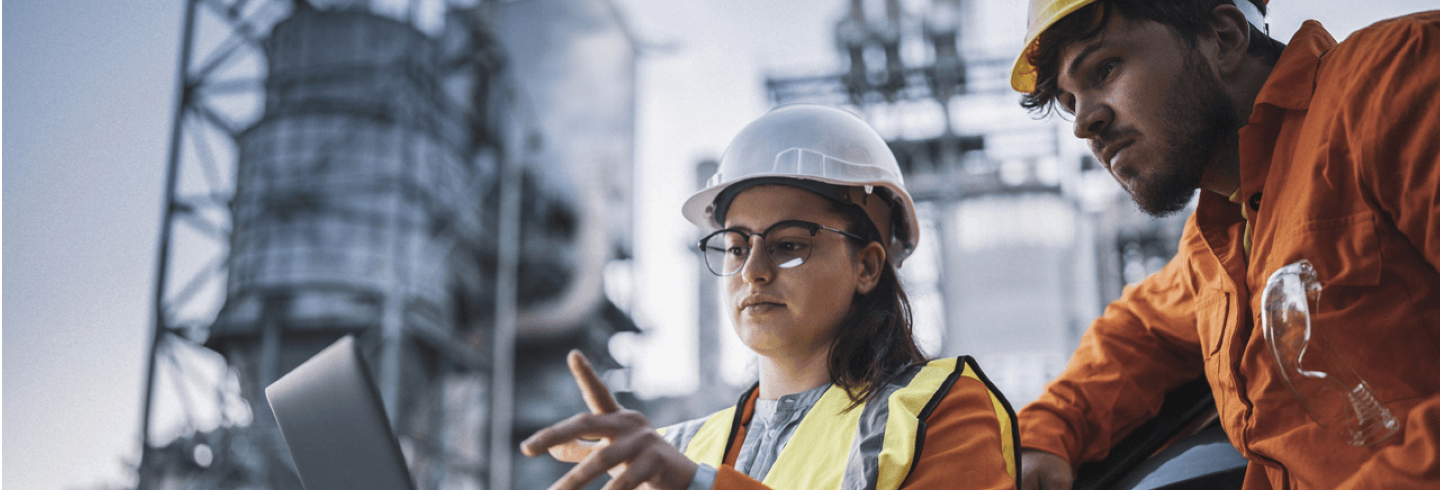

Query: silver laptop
[{"left": 266, "top": 335, "right": 417, "bottom": 490}]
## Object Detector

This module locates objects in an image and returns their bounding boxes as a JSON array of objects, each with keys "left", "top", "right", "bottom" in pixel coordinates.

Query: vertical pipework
[
  {"left": 378, "top": 126, "right": 417, "bottom": 422},
  {"left": 379, "top": 287, "right": 406, "bottom": 422},
  {"left": 695, "top": 159, "right": 721, "bottom": 402},
  {"left": 489, "top": 141, "right": 525, "bottom": 490},
  {"left": 137, "top": 1, "right": 199, "bottom": 488},
  {"left": 258, "top": 305, "right": 280, "bottom": 388},
  {"left": 842, "top": 0, "right": 870, "bottom": 104},
  {"left": 933, "top": 204, "right": 957, "bottom": 356},
  {"left": 882, "top": 0, "right": 905, "bottom": 94}
]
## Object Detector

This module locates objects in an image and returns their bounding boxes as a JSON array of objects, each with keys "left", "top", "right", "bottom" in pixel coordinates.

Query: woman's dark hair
[
  {"left": 1020, "top": 0, "right": 1284, "bottom": 116},
  {"left": 823, "top": 197, "right": 927, "bottom": 410}
]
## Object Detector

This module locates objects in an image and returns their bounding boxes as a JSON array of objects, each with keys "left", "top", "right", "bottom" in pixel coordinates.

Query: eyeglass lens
[{"left": 702, "top": 222, "right": 816, "bottom": 276}]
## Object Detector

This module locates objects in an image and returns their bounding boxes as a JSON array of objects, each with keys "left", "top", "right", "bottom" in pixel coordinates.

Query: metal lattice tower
[{"left": 137, "top": 1, "right": 537, "bottom": 488}]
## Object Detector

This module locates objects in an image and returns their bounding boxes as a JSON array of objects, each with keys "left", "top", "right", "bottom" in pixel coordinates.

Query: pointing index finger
[{"left": 568, "top": 349, "right": 621, "bottom": 414}]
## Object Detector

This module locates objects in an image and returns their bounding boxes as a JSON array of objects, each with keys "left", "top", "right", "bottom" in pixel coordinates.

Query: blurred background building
[{"left": 137, "top": 0, "right": 638, "bottom": 489}]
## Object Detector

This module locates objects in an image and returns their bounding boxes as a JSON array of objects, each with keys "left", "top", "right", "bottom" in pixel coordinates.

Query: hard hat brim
[
  {"left": 1010, "top": 0, "right": 1101, "bottom": 93},
  {"left": 682, "top": 173, "right": 921, "bottom": 267},
  {"left": 1011, "top": 0, "right": 1268, "bottom": 93}
]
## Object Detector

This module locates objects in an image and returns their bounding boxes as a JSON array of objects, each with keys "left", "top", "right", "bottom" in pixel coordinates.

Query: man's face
[{"left": 1054, "top": 14, "right": 1238, "bottom": 217}]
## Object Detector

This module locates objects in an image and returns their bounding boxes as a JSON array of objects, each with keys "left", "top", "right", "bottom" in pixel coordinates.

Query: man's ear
[
  {"left": 855, "top": 242, "right": 886, "bottom": 295},
  {"left": 1208, "top": 4, "right": 1252, "bottom": 76}
]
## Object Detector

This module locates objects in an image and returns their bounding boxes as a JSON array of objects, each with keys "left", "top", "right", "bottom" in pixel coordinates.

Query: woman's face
[{"left": 721, "top": 184, "right": 883, "bottom": 360}]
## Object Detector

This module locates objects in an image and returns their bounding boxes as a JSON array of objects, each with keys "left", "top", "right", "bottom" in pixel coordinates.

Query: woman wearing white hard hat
[{"left": 522, "top": 104, "right": 1019, "bottom": 490}]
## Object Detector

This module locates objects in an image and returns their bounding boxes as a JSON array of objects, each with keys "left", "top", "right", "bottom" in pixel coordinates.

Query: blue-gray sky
[
  {"left": 6, "top": 1, "right": 183, "bottom": 489},
  {"left": 5, "top": 1, "right": 1436, "bottom": 489}
]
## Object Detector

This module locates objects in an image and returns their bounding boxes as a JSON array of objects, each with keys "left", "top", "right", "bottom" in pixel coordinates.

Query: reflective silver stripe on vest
[
  {"left": 841, "top": 366, "right": 925, "bottom": 490},
  {"left": 660, "top": 416, "right": 712, "bottom": 457}
]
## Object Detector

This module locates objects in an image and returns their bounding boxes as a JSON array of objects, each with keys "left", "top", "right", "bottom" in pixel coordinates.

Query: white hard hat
[{"left": 682, "top": 104, "right": 920, "bottom": 267}]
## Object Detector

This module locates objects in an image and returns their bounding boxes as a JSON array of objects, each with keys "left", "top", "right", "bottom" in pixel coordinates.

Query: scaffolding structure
[{"left": 137, "top": 1, "right": 637, "bottom": 489}]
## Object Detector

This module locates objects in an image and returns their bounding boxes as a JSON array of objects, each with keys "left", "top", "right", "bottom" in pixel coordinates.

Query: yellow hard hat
[
  {"left": 1010, "top": 0, "right": 1269, "bottom": 93},
  {"left": 1010, "top": 0, "right": 1098, "bottom": 93}
]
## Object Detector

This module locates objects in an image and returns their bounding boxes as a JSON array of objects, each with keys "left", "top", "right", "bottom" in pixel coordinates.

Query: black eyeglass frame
[{"left": 697, "top": 219, "right": 869, "bottom": 277}]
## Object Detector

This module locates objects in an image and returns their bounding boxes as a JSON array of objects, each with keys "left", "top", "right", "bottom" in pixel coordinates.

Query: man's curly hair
[{"left": 1020, "top": 0, "right": 1283, "bottom": 116}]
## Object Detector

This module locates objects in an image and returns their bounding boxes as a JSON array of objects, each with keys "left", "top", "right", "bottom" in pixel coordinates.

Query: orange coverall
[{"left": 1019, "top": 12, "right": 1440, "bottom": 490}]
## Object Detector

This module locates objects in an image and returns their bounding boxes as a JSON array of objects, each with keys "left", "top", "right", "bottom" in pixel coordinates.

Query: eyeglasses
[{"left": 698, "top": 219, "right": 867, "bottom": 277}]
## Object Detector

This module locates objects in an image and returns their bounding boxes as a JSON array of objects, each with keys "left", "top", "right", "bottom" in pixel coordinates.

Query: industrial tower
[{"left": 137, "top": 1, "right": 637, "bottom": 489}]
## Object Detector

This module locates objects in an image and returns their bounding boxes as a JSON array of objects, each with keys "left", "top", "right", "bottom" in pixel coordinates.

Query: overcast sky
[{"left": 5, "top": 1, "right": 1436, "bottom": 489}]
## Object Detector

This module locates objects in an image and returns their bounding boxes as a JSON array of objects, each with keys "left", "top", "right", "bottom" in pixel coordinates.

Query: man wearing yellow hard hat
[{"left": 1008, "top": 0, "right": 1440, "bottom": 489}]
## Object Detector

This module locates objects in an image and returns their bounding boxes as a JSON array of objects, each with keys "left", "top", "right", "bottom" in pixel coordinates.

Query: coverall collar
[
  {"left": 1252, "top": 20, "right": 1337, "bottom": 113},
  {"left": 1236, "top": 20, "right": 1339, "bottom": 216}
]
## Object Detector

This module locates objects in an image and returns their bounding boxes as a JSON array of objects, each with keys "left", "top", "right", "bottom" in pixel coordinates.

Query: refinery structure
[
  {"left": 135, "top": 0, "right": 1186, "bottom": 489},
  {"left": 139, "top": 0, "right": 636, "bottom": 488}
]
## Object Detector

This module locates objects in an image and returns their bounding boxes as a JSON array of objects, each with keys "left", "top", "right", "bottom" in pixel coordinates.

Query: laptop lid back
[{"left": 265, "top": 335, "right": 417, "bottom": 490}]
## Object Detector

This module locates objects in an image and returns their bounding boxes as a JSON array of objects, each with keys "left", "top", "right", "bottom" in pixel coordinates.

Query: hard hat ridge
[{"left": 682, "top": 104, "right": 921, "bottom": 267}]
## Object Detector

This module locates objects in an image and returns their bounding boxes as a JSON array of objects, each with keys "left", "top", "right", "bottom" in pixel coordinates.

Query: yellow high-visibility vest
[{"left": 660, "top": 356, "right": 1017, "bottom": 490}]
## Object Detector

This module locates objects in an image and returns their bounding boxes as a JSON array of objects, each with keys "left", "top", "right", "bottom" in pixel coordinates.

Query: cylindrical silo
[{"left": 208, "top": 8, "right": 487, "bottom": 489}]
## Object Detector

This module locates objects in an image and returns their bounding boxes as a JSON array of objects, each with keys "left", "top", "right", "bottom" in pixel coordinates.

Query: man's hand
[
  {"left": 1020, "top": 449, "right": 1075, "bottom": 490},
  {"left": 519, "top": 350, "right": 698, "bottom": 490}
]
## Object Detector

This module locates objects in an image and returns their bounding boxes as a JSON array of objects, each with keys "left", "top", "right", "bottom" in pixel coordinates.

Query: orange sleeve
[
  {"left": 1332, "top": 11, "right": 1440, "bottom": 488},
  {"left": 712, "top": 465, "right": 771, "bottom": 490},
  {"left": 900, "top": 376, "right": 1017, "bottom": 490},
  {"left": 1018, "top": 245, "right": 1207, "bottom": 467}
]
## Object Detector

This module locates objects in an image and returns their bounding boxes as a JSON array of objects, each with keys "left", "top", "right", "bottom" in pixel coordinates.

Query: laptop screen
[{"left": 266, "top": 335, "right": 417, "bottom": 490}]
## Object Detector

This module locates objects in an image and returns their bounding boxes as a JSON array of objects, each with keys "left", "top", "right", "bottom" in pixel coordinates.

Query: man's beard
[{"left": 1129, "top": 50, "right": 1240, "bottom": 217}]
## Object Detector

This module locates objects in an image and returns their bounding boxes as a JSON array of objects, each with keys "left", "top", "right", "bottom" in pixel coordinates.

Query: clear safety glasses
[
  {"left": 1260, "top": 259, "right": 1398, "bottom": 446},
  {"left": 698, "top": 220, "right": 866, "bottom": 277}
]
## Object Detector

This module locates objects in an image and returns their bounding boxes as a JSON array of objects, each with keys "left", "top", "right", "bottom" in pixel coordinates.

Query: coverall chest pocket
[
  {"left": 1257, "top": 211, "right": 1416, "bottom": 444},
  {"left": 1264, "top": 212, "right": 1383, "bottom": 350},
  {"left": 1291, "top": 211, "right": 1440, "bottom": 405},
  {"left": 1278, "top": 213, "right": 1381, "bottom": 287}
]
